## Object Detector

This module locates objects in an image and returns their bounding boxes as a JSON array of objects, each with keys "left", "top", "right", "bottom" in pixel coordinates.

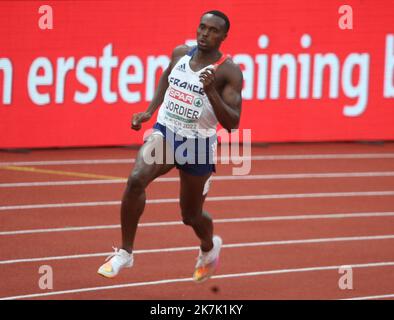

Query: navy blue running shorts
[{"left": 151, "top": 122, "right": 216, "bottom": 176}]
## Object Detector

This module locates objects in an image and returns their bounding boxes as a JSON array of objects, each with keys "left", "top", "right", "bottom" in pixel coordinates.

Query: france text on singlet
[{"left": 156, "top": 48, "right": 228, "bottom": 138}]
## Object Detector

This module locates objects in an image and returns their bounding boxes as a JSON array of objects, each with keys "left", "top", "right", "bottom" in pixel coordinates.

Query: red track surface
[{"left": 1, "top": 142, "right": 394, "bottom": 300}]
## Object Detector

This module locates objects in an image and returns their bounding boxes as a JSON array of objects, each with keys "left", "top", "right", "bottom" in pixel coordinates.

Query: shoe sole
[
  {"left": 193, "top": 236, "right": 223, "bottom": 283},
  {"left": 97, "top": 271, "right": 116, "bottom": 279},
  {"left": 97, "top": 262, "right": 133, "bottom": 279},
  {"left": 192, "top": 259, "right": 219, "bottom": 283}
]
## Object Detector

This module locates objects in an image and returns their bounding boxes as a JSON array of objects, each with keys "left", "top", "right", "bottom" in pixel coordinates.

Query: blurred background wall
[{"left": 1, "top": 0, "right": 394, "bottom": 148}]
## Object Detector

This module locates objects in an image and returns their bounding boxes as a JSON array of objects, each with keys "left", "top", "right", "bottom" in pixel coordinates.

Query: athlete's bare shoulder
[
  {"left": 221, "top": 57, "right": 242, "bottom": 77},
  {"left": 217, "top": 56, "right": 243, "bottom": 87},
  {"left": 168, "top": 45, "right": 191, "bottom": 70},
  {"left": 172, "top": 44, "right": 191, "bottom": 58}
]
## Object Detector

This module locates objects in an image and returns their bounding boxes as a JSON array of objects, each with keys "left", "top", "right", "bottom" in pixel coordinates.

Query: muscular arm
[
  {"left": 201, "top": 61, "right": 243, "bottom": 132},
  {"left": 131, "top": 45, "right": 189, "bottom": 130},
  {"left": 146, "top": 45, "right": 191, "bottom": 115}
]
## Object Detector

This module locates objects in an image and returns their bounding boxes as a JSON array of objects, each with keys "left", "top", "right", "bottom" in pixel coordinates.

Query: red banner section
[{"left": 1, "top": 0, "right": 394, "bottom": 148}]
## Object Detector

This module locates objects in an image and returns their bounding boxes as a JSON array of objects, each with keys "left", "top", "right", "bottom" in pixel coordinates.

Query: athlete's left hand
[{"left": 199, "top": 68, "right": 216, "bottom": 92}]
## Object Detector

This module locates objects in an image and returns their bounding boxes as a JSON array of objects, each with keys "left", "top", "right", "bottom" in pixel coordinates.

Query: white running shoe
[
  {"left": 193, "top": 235, "right": 223, "bottom": 283},
  {"left": 97, "top": 247, "right": 133, "bottom": 278}
]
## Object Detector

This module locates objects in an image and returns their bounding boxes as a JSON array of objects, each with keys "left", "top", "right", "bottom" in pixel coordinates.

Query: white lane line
[
  {"left": 212, "top": 172, "right": 394, "bottom": 180},
  {"left": 2, "top": 171, "right": 394, "bottom": 188},
  {"left": 343, "top": 293, "right": 394, "bottom": 300},
  {"left": 2, "top": 261, "right": 394, "bottom": 300},
  {"left": 2, "top": 211, "right": 394, "bottom": 236},
  {"left": 1, "top": 234, "right": 394, "bottom": 265},
  {"left": 0, "top": 179, "right": 126, "bottom": 188},
  {"left": 0, "top": 200, "right": 120, "bottom": 211},
  {"left": 0, "top": 159, "right": 136, "bottom": 166},
  {"left": 1, "top": 190, "right": 394, "bottom": 211},
  {"left": 1, "top": 153, "right": 394, "bottom": 167}
]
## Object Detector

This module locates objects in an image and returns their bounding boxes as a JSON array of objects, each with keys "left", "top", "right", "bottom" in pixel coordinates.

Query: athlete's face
[{"left": 197, "top": 14, "right": 227, "bottom": 52}]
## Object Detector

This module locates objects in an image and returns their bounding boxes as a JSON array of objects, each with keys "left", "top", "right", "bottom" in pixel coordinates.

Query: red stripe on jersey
[{"left": 213, "top": 54, "right": 231, "bottom": 69}]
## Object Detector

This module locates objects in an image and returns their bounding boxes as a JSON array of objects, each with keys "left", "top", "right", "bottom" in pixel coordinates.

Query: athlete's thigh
[
  {"left": 179, "top": 169, "right": 211, "bottom": 215},
  {"left": 131, "top": 133, "right": 175, "bottom": 184}
]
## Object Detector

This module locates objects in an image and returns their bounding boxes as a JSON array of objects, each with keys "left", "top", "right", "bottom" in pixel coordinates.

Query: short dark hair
[{"left": 202, "top": 10, "right": 230, "bottom": 33}]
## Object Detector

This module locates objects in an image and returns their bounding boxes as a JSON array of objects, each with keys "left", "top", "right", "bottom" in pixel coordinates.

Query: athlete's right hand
[{"left": 131, "top": 112, "right": 152, "bottom": 131}]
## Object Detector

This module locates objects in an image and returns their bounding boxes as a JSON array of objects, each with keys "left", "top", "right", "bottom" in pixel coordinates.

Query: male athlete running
[{"left": 98, "top": 10, "right": 243, "bottom": 282}]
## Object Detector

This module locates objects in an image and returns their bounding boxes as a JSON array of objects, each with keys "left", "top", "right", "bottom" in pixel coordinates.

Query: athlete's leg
[
  {"left": 121, "top": 134, "right": 175, "bottom": 253},
  {"left": 179, "top": 170, "right": 213, "bottom": 252}
]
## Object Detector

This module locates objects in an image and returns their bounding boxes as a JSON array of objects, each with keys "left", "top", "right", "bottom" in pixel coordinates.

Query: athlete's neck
[{"left": 194, "top": 48, "right": 222, "bottom": 65}]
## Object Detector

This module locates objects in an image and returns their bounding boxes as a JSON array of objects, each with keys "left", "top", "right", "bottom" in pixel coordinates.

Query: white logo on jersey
[{"left": 176, "top": 63, "right": 186, "bottom": 72}]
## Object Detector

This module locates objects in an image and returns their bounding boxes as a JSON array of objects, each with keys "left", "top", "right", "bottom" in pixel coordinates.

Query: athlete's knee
[
  {"left": 181, "top": 210, "right": 202, "bottom": 226},
  {"left": 182, "top": 216, "right": 196, "bottom": 226},
  {"left": 125, "top": 172, "right": 147, "bottom": 195}
]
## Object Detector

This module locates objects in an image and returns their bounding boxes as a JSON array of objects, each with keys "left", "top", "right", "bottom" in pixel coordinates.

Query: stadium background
[{"left": 0, "top": 0, "right": 393, "bottom": 147}]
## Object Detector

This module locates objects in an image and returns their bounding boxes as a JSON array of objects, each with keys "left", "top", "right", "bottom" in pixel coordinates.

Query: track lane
[
  {"left": 2, "top": 143, "right": 394, "bottom": 299},
  {"left": 1, "top": 216, "right": 394, "bottom": 262},
  {"left": 1, "top": 195, "right": 394, "bottom": 232},
  {"left": 1, "top": 240, "right": 394, "bottom": 299},
  {"left": 2, "top": 142, "right": 394, "bottom": 163},
  {"left": 1, "top": 176, "right": 394, "bottom": 206},
  {"left": 3, "top": 157, "right": 394, "bottom": 183}
]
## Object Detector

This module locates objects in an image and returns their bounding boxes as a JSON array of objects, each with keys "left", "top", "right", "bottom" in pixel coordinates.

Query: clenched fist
[
  {"left": 199, "top": 68, "right": 216, "bottom": 92},
  {"left": 131, "top": 112, "right": 152, "bottom": 131}
]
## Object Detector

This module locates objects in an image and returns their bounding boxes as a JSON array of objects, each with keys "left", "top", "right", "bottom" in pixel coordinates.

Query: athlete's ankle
[
  {"left": 200, "top": 241, "right": 214, "bottom": 253},
  {"left": 121, "top": 246, "right": 133, "bottom": 254}
]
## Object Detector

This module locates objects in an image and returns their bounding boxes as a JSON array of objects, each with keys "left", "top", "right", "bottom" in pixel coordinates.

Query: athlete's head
[{"left": 197, "top": 10, "right": 230, "bottom": 52}]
